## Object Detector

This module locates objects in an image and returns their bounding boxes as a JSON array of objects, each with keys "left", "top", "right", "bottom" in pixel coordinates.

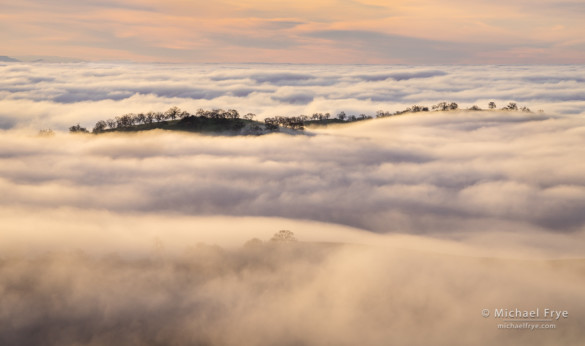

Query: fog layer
[
  {"left": 1, "top": 63, "right": 584, "bottom": 130},
  {"left": 2, "top": 242, "right": 584, "bottom": 346},
  {"left": 2, "top": 111, "right": 585, "bottom": 240},
  {"left": 2, "top": 66, "right": 585, "bottom": 344}
]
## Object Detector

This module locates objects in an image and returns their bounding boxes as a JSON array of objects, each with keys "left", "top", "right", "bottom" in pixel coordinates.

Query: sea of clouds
[
  {"left": 1, "top": 63, "right": 585, "bottom": 130},
  {"left": 1, "top": 63, "right": 585, "bottom": 345}
]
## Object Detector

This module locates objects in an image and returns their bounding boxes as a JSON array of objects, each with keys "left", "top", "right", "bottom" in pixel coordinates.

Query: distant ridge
[
  {"left": 9, "top": 56, "right": 86, "bottom": 63},
  {"left": 0, "top": 56, "right": 20, "bottom": 62}
]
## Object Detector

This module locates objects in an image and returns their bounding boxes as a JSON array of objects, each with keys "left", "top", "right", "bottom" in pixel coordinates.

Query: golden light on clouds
[{"left": 1, "top": 0, "right": 584, "bottom": 62}]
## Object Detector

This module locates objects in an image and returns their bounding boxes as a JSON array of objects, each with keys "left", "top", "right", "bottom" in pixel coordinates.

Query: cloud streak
[{"left": 2, "top": 0, "right": 585, "bottom": 63}]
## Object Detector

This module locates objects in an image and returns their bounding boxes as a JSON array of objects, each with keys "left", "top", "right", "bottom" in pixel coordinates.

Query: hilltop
[{"left": 66, "top": 101, "right": 537, "bottom": 136}]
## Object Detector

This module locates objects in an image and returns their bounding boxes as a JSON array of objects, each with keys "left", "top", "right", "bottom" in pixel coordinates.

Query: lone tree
[
  {"left": 488, "top": 102, "right": 497, "bottom": 109},
  {"left": 270, "top": 230, "right": 297, "bottom": 242}
]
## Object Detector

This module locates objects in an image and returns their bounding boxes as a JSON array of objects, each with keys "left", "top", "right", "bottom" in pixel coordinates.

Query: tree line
[{"left": 69, "top": 102, "right": 535, "bottom": 134}]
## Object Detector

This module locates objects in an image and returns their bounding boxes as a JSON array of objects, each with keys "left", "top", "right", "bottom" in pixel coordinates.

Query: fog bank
[
  {"left": 2, "top": 111, "right": 585, "bottom": 237},
  {"left": 2, "top": 97, "right": 585, "bottom": 343},
  {"left": 2, "top": 241, "right": 583, "bottom": 346},
  {"left": 1, "top": 63, "right": 584, "bottom": 130}
]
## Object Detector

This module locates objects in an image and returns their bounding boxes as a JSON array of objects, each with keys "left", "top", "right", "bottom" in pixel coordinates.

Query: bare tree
[
  {"left": 92, "top": 120, "right": 107, "bottom": 133},
  {"left": 488, "top": 102, "right": 497, "bottom": 109},
  {"left": 145, "top": 112, "right": 155, "bottom": 124},
  {"left": 165, "top": 106, "right": 180, "bottom": 120},
  {"left": 69, "top": 124, "right": 89, "bottom": 133},
  {"left": 243, "top": 113, "right": 256, "bottom": 121},
  {"left": 115, "top": 114, "right": 134, "bottom": 128},
  {"left": 227, "top": 109, "right": 240, "bottom": 119},
  {"left": 106, "top": 119, "right": 117, "bottom": 129},
  {"left": 264, "top": 118, "right": 279, "bottom": 131},
  {"left": 135, "top": 113, "right": 146, "bottom": 124},
  {"left": 432, "top": 102, "right": 448, "bottom": 111},
  {"left": 503, "top": 102, "right": 518, "bottom": 111},
  {"left": 154, "top": 112, "right": 165, "bottom": 122}
]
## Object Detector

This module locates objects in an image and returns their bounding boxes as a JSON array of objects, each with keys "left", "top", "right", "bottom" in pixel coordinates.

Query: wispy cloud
[
  {"left": 2, "top": 0, "right": 585, "bottom": 62},
  {"left": 1, "top": 63, "right": 584, "bottom": 130}
]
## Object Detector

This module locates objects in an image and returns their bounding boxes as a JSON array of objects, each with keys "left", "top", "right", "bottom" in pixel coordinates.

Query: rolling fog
[
  {"left": 1, "top": 63, "right": 585, "bottom": 345},
  {"left": 1, "top": 111, "right": 585, "bottom": 345},
  {"left": 1, "top": 63, "right": 585, "bottom": 131}
]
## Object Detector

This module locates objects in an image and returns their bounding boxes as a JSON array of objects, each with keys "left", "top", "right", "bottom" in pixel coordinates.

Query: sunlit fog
[{"left": 1, "top": 63, "right": 584, "bottom": 345}]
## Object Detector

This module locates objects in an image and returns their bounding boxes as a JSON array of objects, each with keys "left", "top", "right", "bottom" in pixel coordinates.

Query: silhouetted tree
[
  {"left": 264, "top": 118, "right": 279, "bottom": 131},
  {"left": 106, "top": 119, "right": 117, "bottom": 129},
  {"left": 154, "top": 112, "right": 165, "bottom": 122},
  {"left": 92, "top": 120, "right": 107, "bottom": 133},
  {"left": 226, "top": 109, "right": 240, "bottom": 119},
  {"left": 503, "top": 102, "right": 518, "bottom": 111},
  {"left": 165, "top": 106, "right": 180, "bottom": 120},
  {"left": 135, "top": 113, "right": 146, "bottom": 124},
  {"left": 243, "top": 113, "right": 256, "bottom": 121},
  {"left": 432, "top": 102, "right": 446, "bottom": 111},
  {"left": 337, "top": 111, "right": 347, "bottom": 121},
  {"left": 69, "top": 124, "right": 89, "bottom": 133},
  {"left": 488, "top": 102, "right": 497, "bottom": 109},
  {"left": 115, "top": 114, "right": 134, "bottom": 128},
  {"left": 376, "top": 110, "right": 392, "bottom": 118}
]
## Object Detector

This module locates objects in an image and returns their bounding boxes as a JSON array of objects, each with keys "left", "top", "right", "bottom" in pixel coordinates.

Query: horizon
[{"left": 5, "top": 56, "right": 585, "bottom": 66}]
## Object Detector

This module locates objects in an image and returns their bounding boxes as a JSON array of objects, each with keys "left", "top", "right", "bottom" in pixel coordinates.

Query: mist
[
  {"left": 1, "top": 63, "right": 585, "bottom": 345},
  {"left": 1, "top": 63, "right": 585, "bottom": 131},
  {"left": 2, "top": 111, "right": 585, "bottom": 239}
]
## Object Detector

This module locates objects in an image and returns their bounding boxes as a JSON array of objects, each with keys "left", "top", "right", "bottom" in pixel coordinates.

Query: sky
[{"left": 2, "top": 0, "right": 585, "bottom": 63}]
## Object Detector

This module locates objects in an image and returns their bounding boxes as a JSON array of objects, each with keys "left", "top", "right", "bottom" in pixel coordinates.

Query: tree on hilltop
[
  {"left": 92, "top": 120, "right": 107, "bottom": 133},
  {"left": 69, "top": 124, "right": 89, "bottom": 133}
]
